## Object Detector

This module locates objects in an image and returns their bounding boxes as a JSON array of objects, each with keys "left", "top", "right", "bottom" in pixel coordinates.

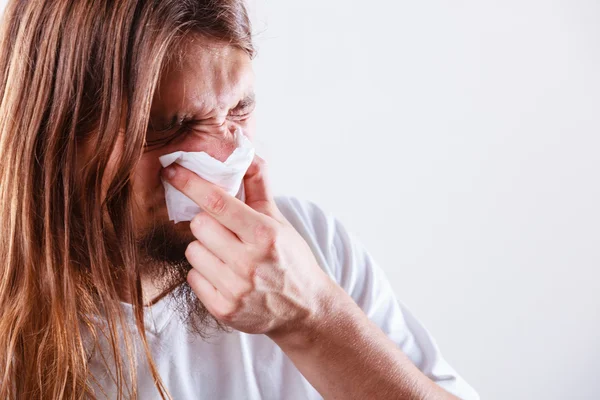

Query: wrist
[{"left": 267, "top": 282, "right": 362, "bottom": 351}]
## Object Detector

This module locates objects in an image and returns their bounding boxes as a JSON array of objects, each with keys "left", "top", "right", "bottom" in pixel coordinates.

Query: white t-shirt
[{"left": 88, "top": 196, "right": 479, "bottom": 399}]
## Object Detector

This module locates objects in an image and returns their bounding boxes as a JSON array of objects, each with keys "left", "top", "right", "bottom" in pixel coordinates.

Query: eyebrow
[
  {"left": 234, "top": 93, "right": 256, "bottom": 111},
  {"left": 147, "top": 92, "right": 256, "bottom": 132}
]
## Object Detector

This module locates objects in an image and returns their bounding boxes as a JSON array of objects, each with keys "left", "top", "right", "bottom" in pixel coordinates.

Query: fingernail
[{"left": 162, "top": 165, "right": 176, "bottom": 179}]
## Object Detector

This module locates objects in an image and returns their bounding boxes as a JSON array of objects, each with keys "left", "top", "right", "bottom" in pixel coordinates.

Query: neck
[
  {"left": 143, "top": 277, "right": 185, "bottom": 306},
  {"left": 117, "top": 271, "right": 182, "bottom": 306}
]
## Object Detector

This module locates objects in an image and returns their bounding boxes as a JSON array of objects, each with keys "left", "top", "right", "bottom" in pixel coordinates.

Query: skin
[
  {"left": 131, "top": 36, "right": 257, "bottom": 302},
  {"left": 132, "top": 35, "right": 459, "bottom": 399}
]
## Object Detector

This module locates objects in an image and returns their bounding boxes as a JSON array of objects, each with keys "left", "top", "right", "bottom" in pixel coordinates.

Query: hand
[
  {"left": 161, "top": 156, "right": 336, "bottom": 336},
  {"left": 161, "top": 158, "right": 458, "bottom": 400}
]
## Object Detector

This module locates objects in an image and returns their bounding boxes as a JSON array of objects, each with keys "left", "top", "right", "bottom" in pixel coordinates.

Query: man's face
[{"left": 132, "top": 36, "right": 256, "bottom": 299}]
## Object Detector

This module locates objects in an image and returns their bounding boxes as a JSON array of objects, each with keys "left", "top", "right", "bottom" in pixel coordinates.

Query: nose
[{"left": 178, "top": 123, "right": 240, "bottom": 163}]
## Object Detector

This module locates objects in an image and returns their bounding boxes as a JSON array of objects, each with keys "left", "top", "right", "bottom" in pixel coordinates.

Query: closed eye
[
  {"left": 228, "top": 94, "right": 256, "bottom": 119},
  {"left": 145, "top": 122, "right": 189, "bottom": 148},
  {"left": 144, "top": 93, "right": 256, "bottom": 148}
]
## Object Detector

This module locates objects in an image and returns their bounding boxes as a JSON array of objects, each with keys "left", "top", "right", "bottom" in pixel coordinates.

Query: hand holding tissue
[{"left": 158, "top": 128, "right": 255, "bottom": 223}]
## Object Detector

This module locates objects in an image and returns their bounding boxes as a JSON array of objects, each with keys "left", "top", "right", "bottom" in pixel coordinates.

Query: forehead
[{"left": 150, "top": 36, "right": 254, "bottom": 118}]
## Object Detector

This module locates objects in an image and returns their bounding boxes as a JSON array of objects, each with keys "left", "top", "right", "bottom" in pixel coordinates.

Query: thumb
[{"left": 243, "top": 155, "right": 282, "bottom": 220}]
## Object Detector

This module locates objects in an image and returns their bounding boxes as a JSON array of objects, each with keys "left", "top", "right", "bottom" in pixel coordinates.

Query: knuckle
[
  {"left": 252, "top": 160, "right": 269, "bottom": 184},
  {"left": 254, "top": 223, "right": 280, "bottom": 255},
  {"left": 254, "top": 222, "right": 278, "bottom": 244},
  {"left": 230, "top": 280, "right": 253, "bottom": 300},
  {"left": 203, "top": 190, "right": 227, "bottom": 215},
  {"left": 246, "top": 263, "right": 261, "bottom": 284},
  {"left": 181, "top": 174, "right": 194, "bottom": 195},
  {"left": 232, "top": 255, "right": 252, "bottom": 272},
  {"left": 255, "top": 156, "right": 268, "bottom": 169},
  {"left": 216, "top": 302, "right": 237, "bottom": 322},
  {"left": 247, "top": 262, "right": 259, "bottom": 280}
]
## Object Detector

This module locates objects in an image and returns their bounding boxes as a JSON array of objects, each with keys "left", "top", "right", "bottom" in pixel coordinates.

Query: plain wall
[
  {"left": 1, "top": 1, "right": 599, "bottom": 399},
  {"left": 247, "top": 1, "right": 600, "bottom": 399}
]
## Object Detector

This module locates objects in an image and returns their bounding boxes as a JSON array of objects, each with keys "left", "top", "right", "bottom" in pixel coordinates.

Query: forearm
[{"left": 268, "top": 287, "right": 459, "bottom": 400}]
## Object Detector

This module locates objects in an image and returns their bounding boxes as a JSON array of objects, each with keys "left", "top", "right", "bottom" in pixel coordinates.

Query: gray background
[{"left": 249, "top": 1, "right": 600, "bottom": 399}]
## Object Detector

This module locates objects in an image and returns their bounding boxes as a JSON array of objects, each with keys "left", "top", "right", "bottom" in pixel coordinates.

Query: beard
[{"left": 136, "top": 219, "right": 228, "bottom": 338}]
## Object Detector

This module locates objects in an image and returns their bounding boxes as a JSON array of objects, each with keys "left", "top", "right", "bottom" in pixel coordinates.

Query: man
[{"left": 0, "top": 0, "right": 478, "bottom": 399}]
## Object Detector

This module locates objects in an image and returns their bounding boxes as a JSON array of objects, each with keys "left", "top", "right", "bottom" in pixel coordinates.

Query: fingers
[
  {"left": 162, "top": 163, "right": 269, "bottom": 243},
  {"left": 243, "top": 155, "right": 273, "bottom": 208},
  {"left": 189, "top": 213, "right": 248, "bottom": 274},
  {"left": 243, "top": 155, "right": 286, "bottom": 222},
  {"left": 187, "top": 269, "right": 246, "bottom": 324},
  {"left": 187, "top": 269, "right": 221, "bottom": 311},
  {"left": 185, "top": 241, "right": 247, "bottom": 302}
]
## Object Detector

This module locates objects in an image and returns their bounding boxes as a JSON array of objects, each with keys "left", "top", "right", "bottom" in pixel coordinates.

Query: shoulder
[
  {"left": 274, "top": 195, "right": 380, "bottom": 302},
  {"left": 273, "top": 197, "right": 479, "bottom": 399},
  {"left": 273, "top": 195, "right": 340, "bottom": 278},
  {"left": 272, "top": 195, "right": 364, "bottom": 293},
  {"left": 274, "top": 195, "right": 333, "bottom": 238}
]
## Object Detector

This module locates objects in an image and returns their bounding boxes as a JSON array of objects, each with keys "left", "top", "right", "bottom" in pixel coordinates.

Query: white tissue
[{"left": 158, "top": 128, "right": 255, "bottom": 223}]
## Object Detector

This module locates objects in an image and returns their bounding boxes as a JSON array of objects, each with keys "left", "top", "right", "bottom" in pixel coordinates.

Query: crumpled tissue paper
[{"left": 158, "top": 128, "right": 255, "bottom": 223}]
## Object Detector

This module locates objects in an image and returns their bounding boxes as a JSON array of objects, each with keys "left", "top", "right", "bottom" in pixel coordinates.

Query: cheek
[{"left": 132, "top": 152, "right": 165, "bottom": 197}]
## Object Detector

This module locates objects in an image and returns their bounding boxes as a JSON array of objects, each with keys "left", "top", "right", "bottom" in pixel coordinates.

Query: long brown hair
[{"left": 0, "top": 0, "right": 254, "bottom": 398}]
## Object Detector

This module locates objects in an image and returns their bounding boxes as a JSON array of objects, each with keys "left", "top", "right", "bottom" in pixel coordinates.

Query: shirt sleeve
[{"left": 274, "top": 196, "right": 479, "bottom": 400}]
